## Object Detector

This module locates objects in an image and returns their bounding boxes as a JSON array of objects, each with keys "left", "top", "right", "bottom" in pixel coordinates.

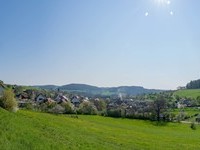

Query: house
[
  {"left": 24, "top": 89, "right": 36, "bottom": 100},
  {"left": 46, "top": 98, "right": 56, "bottom": 104},
  {"left": 176, "top": 102, "right": 183, "bottom": 109},
  {"left": 182, "top": 99, "right": 192, "bottom": 107},
  {"left": 55, "top": 94, "right": 69, "bottom": 103},
  {"left": 35, "top": 94, "right": 47, "bottom": 103},
  {"left": 177, "top": 86, "right": 186, "bottom": 90},
  {"left": 80, "top": 97, "right": 89, "bottom": 103},
  {"left": 16, "top": 92, "right": 29, "bottom": 100},
  {"left": 71, "top": 96, "right": 80, "bottom": 107},
  {"left": 178, "top": 99, "right": 192, "bottom": 107}
]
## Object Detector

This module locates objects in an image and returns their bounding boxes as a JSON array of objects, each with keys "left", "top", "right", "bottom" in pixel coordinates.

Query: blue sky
[{"left": 0, "top": 0, "right": 200, "bottom": 89}]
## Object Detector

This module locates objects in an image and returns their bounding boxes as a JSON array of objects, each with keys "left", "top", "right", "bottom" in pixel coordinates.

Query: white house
[{"left": 71, "top": 96, "right": 80, "bottom": 106}]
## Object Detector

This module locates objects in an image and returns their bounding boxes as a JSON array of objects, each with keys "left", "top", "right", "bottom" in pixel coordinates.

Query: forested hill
[{"left": 34, "top": 84, "right": 164, "bottom": 97}]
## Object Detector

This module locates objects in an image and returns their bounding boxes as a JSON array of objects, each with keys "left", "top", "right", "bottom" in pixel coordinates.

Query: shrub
[
  {"left": 42, "top": 102, "right": 57, "bottom": 112},
  {"left": 176, "top": 112, "right": 186, "bottom": 122},
  {"left": 0, "top": 89, "right": 18, "bottom": 112},
  {"left": 191, "top": 122, "right": 196, "bottom": 130},
  {"left": 107, "top": 108, "right": 121, "bottom": 118},
  {"left": 48, "top": 104, "right": 65, "bottom": 114},
  {"left": 23, "top": 102, "right": 34, "bottom": 110},
  {"left": 99, "top": 110, "right": 107, "bottom": 116}
]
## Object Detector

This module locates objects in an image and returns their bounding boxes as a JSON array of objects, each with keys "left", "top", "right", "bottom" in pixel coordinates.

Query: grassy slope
[
  {"left": 174, "top": 89, "right": 200, "bottom": 99},
  {"left": 1, "top": 109, "right": 200, "bottom": 150}
]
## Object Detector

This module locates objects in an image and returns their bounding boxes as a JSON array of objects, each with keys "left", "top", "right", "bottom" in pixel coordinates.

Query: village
[{"left": 1, "top": 80, "right": 200, "bottom": 122}]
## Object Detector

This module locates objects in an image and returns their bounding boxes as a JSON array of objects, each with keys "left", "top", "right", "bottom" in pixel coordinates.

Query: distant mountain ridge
[
  {"left": 33, "top": 84, "right": 164, "bottom": 97},
  {"left": 33, "top": 85, "right": 59, "bottom": 90}
]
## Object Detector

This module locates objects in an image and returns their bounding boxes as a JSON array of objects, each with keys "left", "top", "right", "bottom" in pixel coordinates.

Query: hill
[
  {"left": 32, "top": 85, "right": 59, "bottom": 90},
  {"left": 174, "top": 89, "right": 200, "bottom": 99},
  {"left": 35, "top": 84, "right": 163, "bottom": 97},
  {"left": 1, "top": 108, "right": 200, "bottom": 150}
]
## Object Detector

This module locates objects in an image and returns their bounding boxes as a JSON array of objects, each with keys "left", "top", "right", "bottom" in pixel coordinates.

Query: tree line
[{"left": 186, "top": 79, "right": 200, "bottom": 89}]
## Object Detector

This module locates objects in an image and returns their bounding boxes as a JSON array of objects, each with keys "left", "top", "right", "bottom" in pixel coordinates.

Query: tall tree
[{"left": 152, "top": 95, "right": 167, "bottom": 121}]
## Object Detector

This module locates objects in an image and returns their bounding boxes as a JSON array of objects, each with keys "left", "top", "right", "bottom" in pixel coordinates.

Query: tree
[
  {"left": 78, "top": 101, "right": 97, "bottom": 115},
  {"left": 107, "top": 108, "right": 122, "bottom": 118},
  {"left": 0, "top": 89, "right": 18, "bottom": 112},
  {"left": 14, "top": 86, "right": 24, "bottom": 95},
  {"left": 152, "top": 95, "right": 167, "bottom": 121},
  {"left": 93, "top": 99, "right": 106, "bottom": 111},
  {"left": 61, "top": 101, "right": 74, "bottom": 114},
  {"left": 186, "top": 79, "right": 200, "bottom": 89}
]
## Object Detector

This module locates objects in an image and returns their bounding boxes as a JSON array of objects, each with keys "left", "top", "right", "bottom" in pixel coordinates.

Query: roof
[
  {"left": 71, "top": 97, "right": 80, "bottom": 103},
  {"left": 36, "top": 93, "right": 46, "bottom": 97}
]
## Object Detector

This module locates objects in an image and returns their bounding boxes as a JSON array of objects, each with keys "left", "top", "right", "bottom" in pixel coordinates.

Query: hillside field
[
  {"left": 174, "top": 89, "right": 200, "bottom": 99},
  {"left": 1, "top": 109, "right": 200, "bottom": 150}
]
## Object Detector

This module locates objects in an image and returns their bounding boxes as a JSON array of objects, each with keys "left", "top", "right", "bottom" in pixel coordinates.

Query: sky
[{"left": 0, "top": 0, "right": 200, "bottom": 90}]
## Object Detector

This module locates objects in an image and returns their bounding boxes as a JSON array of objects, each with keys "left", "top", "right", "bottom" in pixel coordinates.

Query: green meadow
[
  {"left": 1, "top": 108, "right": 200, "bottom": 150},
  {"left": 174, "top": 89, "right": 200, "bottom": 99}
]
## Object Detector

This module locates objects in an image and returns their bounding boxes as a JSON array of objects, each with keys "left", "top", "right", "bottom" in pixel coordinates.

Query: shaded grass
[{"left": 1, "top": 108, "right": 200, "bottom": 150}]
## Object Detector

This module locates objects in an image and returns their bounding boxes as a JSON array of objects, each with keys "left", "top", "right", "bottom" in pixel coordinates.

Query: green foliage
[
  {"left": 93, "top": 99, "right": 106, "bottom": 111},
  {"left": 48, "top": 104, "right": 65, "bottom": 114},
  {"left": 196, "top": 96, "right": 200, "bottom": 105},
  {"left": 23, "top": 102, "right": 34, "bottom": 110},
  {"left": 0, "top": 89, "right": 17, "bottom": 112},
  {"left": 176, "top": 111, "right": 186, "bottom": 122},
  {"left": 78, "top": 101, "right": 97, "bottom": 115},
  {"left": 14, "top": 86, "right": 24, "bottom": 95},
  {"left": 61, "top": 101, "right": 74, "bottom": 114},
  {"left": 152, "top": 95, "right": 167, "bottom": 121}
]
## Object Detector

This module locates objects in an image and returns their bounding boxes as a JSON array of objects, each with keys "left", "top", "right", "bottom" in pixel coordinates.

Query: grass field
[
  {"left": 174, "top": 89, "right": 200, "bottom": 99},
  {"left": 170, "top": 108, "right": 200, "bottom": 116},
  {"left": 1, "top": 108, "right": 200, "bottom": 150}
]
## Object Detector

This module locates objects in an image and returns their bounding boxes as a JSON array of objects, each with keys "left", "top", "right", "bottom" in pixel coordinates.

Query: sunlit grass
[
  {"left": 1, "top": 108, "right": 200, "bottom": 150},
  {"left": 174, "top": 89, "right": 200, "bottom": 99}
]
